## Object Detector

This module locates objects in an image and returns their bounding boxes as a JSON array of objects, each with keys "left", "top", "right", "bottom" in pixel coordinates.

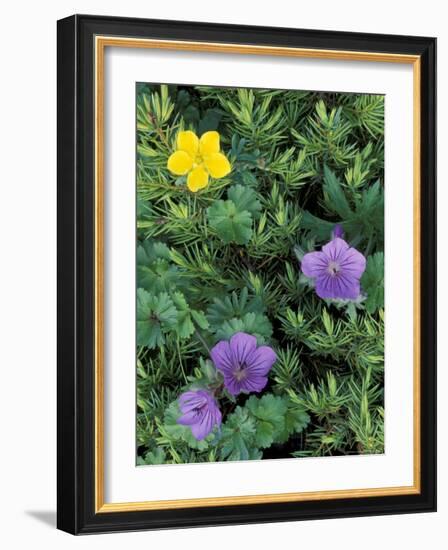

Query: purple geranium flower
[
  {"left": 177, "top": 389, "right": 222, "bottom": 440},
  {"left": 301, "top": 236, "right": 366, "bottom": 300},
  {"left": 210, "top": 332, "right": 277, "bottom": 396}
]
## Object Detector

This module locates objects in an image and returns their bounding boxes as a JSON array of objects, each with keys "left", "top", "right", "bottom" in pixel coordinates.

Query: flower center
[
  {"left": 233, "top": 366, "right": 247, "bottom": 381},
  {"left": 327, "top": 261, "right": 341, "bottom": 276},
  {"left": 192, "top": 398, "right": 207, "bottom": 415},
  {"left": 193, "top": 154, "right": 203, "bottom": 168}
]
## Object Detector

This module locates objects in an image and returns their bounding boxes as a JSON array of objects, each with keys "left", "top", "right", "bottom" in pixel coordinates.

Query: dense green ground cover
[{"left": 136, "top": 83, "right": 384, "bottom": 465}]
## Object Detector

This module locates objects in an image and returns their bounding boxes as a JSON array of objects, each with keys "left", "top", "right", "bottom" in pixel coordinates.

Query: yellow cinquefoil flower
[{"left": 167, "top": 130, "right": 231, "bottom": 192}]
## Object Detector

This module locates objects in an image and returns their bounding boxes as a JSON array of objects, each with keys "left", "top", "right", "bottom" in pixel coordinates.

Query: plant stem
[{"left": 195, "top": 328, "right": 211, "bottom": 355}]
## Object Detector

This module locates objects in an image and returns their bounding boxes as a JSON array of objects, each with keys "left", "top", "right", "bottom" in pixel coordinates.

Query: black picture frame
[{"left": 57, "top": 14, "right": 436, "bottom": 534}]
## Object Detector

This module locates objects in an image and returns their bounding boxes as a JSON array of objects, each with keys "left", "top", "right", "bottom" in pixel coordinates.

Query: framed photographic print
[{"left": 57, "top": 15, "right": 436, "bottom": 534}]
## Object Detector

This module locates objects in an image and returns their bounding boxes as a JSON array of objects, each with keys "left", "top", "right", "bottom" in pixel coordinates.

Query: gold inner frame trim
[{"left": 94, "top": 35, "right": 421, "bottom": 513}]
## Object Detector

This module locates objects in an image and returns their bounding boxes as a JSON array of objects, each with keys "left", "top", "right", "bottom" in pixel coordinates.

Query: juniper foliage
[{"left": 136, "top": 83, "right": 385, "bottom": 464}]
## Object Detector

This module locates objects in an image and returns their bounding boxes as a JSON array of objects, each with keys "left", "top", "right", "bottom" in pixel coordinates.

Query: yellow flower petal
[
  {"left": 199, "top": 131, "right": 220, "bottom": 156},
  {"left": 167, "top": 151, "right": 193, "bottom": 175},
  {"left": 177, "top": 131, "right": 199, "bottom": 158},
  {"left": 203, "top": 153, "right": 231, "bottom": 179},
  {"left": 187, "top": 166, "right": 209, "bottom": 192}
]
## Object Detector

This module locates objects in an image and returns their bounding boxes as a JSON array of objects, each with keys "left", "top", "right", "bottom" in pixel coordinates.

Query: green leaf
[
  {"left": 207, "top": 288, "right": 265, "bottom": 328},
  {"left": 244, "top": 395, "right": 310, "bottom": 447},
  {"left": 302, "top": 173, "right": 384, "bottom": 252},
  {"left": 182, "top": 104, "right": 200, "bottom": 125},
  {"left": 323, "top": 165, "right": 353, "bottom": 218},
  {"left": 227, "top": 184, "right": 262, "bottom": 219},
  {"left": 285, "top": 407, "right": 310, "bottom": 433},
  {"left": 136, "top": 289, "right": 178, "bottom": 348},
  {"left": 171, "top": 292, "right": 195, "bottom": 339},
  {"left": 191, "top": 309, "right": 209, "bottom": 330},
  {"left": 254, "top": 420, "right": 275, "bottom": 448},
  {"left": 198, "top": 108, "right": 223, "bottom": 134},
  {"left": 219, "top": 407, "right": 257, "bottom": 461},
  {"left": 207, "top": 200, "right": 253, "bottom": 245},
  {"left": 170, "top": 292, "right": 209, "bottom": 338},
  {"left": 248, "top": 448, "right": 263, "bottom": 460},
  {"left": 137, "top": 240, "right": 184, "bottom": 293},
  {"left": 357, "top": 180, "right": 384, "bottom": 236},
  {"left": 175, "top": 89, "right": 191, "bottom": 110},
  {"left": 137, "top": 239, "right": 171, "bottom": 263},
  {"left": 246, "top": 394, "right": 287, "bottom": 428},
  {"left": 140, "top": 447, "right": 166, "bottom": 465},
  {"left": 138, "top": 259, "right": 181, "bottom": 294},
  {"left": 215, "top": 312, "right": 273, "bottom": 343},
  {"left": 301, "top": 210, "right": 334, "bottom": 241},
  {"left": 361, "top": 252, "right": 384, "bottom": 313},
  {"left": 275, "top": 407, "right": 310, "bottom": 444},
  {"left": 244, "top": 394, "right": 289, "bottom": 448}
]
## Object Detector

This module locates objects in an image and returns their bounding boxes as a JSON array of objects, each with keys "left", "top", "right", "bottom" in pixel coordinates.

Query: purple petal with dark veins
[
  {"left": 191, "top": 410, "right": 214, "bottom": 440},
  {"left": 177, "top": 409, "right": 201, "bottom": 426},
  {"left": 245, "top": 346, "right": 277, "bottom": 377},
  {"left": 316, "top": 272, "right": 360, "bottom": 300},
  {"left": 322, "top": 237, "right": 350, "bottom": 262},
  {"left": 210, "top": 340, "right": 233, "bottom": 375},
  {"left": 338, "top": 246, "right": 366, "bottom": 278},
  {"left": 301, "top": 251, "right": 329, "bottom": 278},
  {"left": 229, "top": 332, "right": 257, "bottom": 365},
  {"left": 223, "top": 376, "right": 242, "bottom": 396},
  {"left": 178, "top": 390, "right": 207, "bottom": 412},
  {"left": 239, "top": 375, "right": 269, "bottom": 394}
]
